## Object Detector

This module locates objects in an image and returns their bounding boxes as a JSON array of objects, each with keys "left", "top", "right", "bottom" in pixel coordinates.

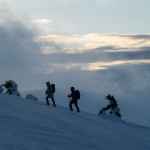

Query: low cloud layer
[
  {"left": 39, "top": 33, "right": 150, "bottom": 54},
  {"left": 37, "top": 33, "right": 150, "bottom": 73},
  {"left": 0, "top": 9, "right": 48, "bottom": 89}
]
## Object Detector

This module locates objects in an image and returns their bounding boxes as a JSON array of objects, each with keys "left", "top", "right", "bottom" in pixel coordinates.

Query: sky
[
  {"left": 1, "top": 0, "right": 150, "bottom": 34},
  {"left": 0, "top": 0, "right": 150, "bottom": 98}
]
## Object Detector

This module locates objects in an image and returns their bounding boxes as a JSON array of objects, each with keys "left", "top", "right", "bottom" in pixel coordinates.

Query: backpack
[
  {"left": 51, "top": 84, "right": 56, "bottom": 93},
  {"left": 75, "top": 90, "right": 80, "bottom": 100}
]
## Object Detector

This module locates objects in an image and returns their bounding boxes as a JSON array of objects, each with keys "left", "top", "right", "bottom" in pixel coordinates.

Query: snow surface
[
  {"left": 23, "top": 89, "right": 150, "bottom": 127},
  {"left": 0, "top": 94, "right": 150, "bottom": 150}
]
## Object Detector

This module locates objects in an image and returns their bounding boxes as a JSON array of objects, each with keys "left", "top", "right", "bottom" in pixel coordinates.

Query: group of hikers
[
  {"left": 45, "top": 81, "right": 80, "bottom": 112},
  {"left": 43, "top": 81, "right": 121, "bottom": 118},
  {"left": 0, "top": 80, "right": 122, "bottom": 118}
]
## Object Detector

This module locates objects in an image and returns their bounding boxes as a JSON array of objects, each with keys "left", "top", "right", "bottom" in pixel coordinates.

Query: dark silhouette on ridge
[
  {"left": 45, "top": 81, "right": 56, "bottom": 107},
  {"left": 67, "top": 86, "right": 80, "bottom": 112},
  {"left": 3, "top": 80, "right": 20, "bottom": 96},
  {"left": 98, "top": 94, "right": 121, "bottom": 118}
]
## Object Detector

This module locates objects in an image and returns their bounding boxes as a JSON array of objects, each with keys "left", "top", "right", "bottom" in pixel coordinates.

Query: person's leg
[
  {"left": 74, "top": 100, "right": 80, "bottom": 112},
  {"left": 99, "top": 105, "right": 111, "bottom": 114},
  {"left": 110, "top": 107, "right": 121, "bottom": 118},
  {"left": 46, "top": 96, "right": 50, "bottom": 105},
  {"left": 51, "top": 96, "right": 56, "bottom": 107},
  {"left": 69, "top": 100, "right": 74, "bottom": 111},
  {"left": 103, "top": 105, "right": 112, "bottom": 112},
  {"left": 115, "top": 112, "right": 121, "bottom": 118},
  {"left": 7, "top": 88, "right": 12, "bottom": 95},
  {"left": 98, "top": 109, "right": 103, "bottom": 115}
]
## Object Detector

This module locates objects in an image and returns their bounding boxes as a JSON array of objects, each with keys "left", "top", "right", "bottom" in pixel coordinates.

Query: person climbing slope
[
  {"left": 67, "top": 86, "right": 80, "bottom": 112},
  {"left": 45, "top": 81, "right": 56, "bottom": 107},
  {"left": 98, "top": 94, "right": 121, "bottom": 118}
]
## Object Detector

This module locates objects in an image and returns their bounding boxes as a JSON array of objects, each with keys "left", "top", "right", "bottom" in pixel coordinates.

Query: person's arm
[{"left": 68, "top": 93, "right": 72, "bottom": 98}]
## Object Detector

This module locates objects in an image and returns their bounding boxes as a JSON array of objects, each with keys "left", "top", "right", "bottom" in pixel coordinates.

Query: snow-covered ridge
[
  {"left": 0, "top": 94, "right": 150, "bottom": 150},
  {"left": 23, "top": 88, "right": 150, "bottom": 127}
]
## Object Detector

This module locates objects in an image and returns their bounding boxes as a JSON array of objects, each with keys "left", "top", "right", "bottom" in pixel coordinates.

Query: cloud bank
[
  {"left": 39, "top": 33, "right": 150, "bottom": 54},
  {"left": 0, "top": 8, "right": 48, "bottom": 89}
]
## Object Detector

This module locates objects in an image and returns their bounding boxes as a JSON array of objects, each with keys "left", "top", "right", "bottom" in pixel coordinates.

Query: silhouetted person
[
  {"left": 45, "top": 81, "right": 56, "bottom": 107},
  {"left": 98, "top": 94, "right": 121, "bottom": 118},
  {"left": 68, "top": 86, "right": 80, "bottom": 112},
  {"left": 3, "top": 80, "right": 20, "bottom": 96}
]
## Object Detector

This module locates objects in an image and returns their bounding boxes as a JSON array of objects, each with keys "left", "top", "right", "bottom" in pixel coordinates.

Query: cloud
[
  {"left": 118, "top": 34, "right": 150, "bottom": 40},
  {"left": 44, "top": 59, "right": 150, "bottom": 74},
  {"left": 38, "top": 33, "right": 150, "bottom": 54},
  {"left": 0, "top": 19, "right": 40, "bottom": 70},
  {"left": 0, "top": 8, "right": 48, "bottom": 88},
  {"left": 31, "top": 18, "right": 53, "bottom": 35},
  {"left": 32, "top": 18, "right": 53, "bottom": 25},
  {"left": 37, "top": 33, "right": 150, "bottom": 81},
  {"left": 84, "top": 59, "right": 150, "bottom": 71}
]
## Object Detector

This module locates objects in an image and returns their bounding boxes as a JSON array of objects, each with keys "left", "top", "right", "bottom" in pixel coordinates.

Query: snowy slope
[
  {"left": 0, "top": 94, "right": 150, "bottom": 150},
  {"left": 22, "top": 89, "right": 103, "bottom": 114},
  {"left": 23, "top": 89, "right": 150, "bottom": 127}
]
